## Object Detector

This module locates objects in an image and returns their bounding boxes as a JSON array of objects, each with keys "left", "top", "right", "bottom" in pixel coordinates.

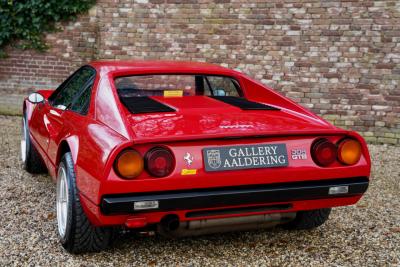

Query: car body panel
[
  {"left": 124, "top": 95, "right": 337, "bottom": 141},
  {"left": 24, "top": 60, "right": 371, "bottom": 227},
  {"left": 96, "top": 135, "right": 369, "bottom": 202}
]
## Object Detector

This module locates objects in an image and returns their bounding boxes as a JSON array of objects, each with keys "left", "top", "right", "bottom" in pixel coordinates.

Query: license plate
[{"left": 203, "top": 143, "right": 288, "bottom": 172}]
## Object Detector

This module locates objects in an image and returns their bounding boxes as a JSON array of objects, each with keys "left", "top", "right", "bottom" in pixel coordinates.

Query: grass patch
[{"left": 0, "top": 107, "right": 22, "bottom": 116}]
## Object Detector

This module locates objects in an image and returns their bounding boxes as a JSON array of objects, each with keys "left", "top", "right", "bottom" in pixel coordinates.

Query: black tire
[
  {"left": 283, "top": 208, "right": 331, "bottom": 230},
  {"left": 57, "top": 152, "right": 113, "bottom": 253},
  {"left": 22, "top": 115, "right": 47, "bottom": 174}
]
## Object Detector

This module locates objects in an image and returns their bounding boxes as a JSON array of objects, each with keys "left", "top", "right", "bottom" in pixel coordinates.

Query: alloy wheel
[
  {"left": 56, "top": 165, "right": 69, "bottom": 239},
  {"left": 20, "top": 118, "right": 27, "bottom": 163}
]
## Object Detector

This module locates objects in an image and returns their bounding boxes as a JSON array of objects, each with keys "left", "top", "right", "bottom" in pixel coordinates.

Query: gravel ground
[{"left": 0, "top": 115, "right": 399, "bottom": 266}]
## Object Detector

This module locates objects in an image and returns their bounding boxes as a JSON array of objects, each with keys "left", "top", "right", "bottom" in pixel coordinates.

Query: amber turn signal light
[
  {"left": 338, "top": 139, "right": 362, "bottom": 165},
  {"left": 114, "top": 149, "right": 144, "bottom": 179}
]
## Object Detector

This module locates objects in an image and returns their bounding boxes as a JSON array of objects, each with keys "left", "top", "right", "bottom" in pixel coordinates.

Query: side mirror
[{"left": 27, "top": 92, "right": 45, "bottom": 104}]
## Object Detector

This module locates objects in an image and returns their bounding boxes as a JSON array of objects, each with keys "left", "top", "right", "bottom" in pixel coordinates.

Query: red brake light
[
  {"left": 145, "top": 147, "right": 175, "bottom": 177},
  {"left": 311, "top": 138, "right": 337, "bottom": 167}
]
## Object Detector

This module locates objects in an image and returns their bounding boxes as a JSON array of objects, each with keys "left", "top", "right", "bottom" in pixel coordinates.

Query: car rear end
[
  {"left": 92, "top": 132, "right": 370, "bottom": 235},
  {"left": 87, "top": 67, "right": 371, "bottom": 235}
]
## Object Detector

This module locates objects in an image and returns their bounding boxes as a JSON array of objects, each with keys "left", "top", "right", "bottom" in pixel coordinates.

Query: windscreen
[{"left": 115, "top": 74, "right": 242, "bottom": 97}]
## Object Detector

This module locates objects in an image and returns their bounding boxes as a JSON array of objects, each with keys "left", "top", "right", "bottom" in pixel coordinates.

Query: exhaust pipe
[
  {"left": 160, "top": 214, "right": 180, "bottom": 232},
  {"left": 158, "top": 212, "right": 296, "bottom": 238}
]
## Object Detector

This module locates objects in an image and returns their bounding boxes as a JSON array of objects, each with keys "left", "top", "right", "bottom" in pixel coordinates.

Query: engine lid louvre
[
  {"left": 209, "top": 96, "right": 280, "bottom": 110},
  {"left": 119, "top": 96, "right": 175, "bottom": 114}
]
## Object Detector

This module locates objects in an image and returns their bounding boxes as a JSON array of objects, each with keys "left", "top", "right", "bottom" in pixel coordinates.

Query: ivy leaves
[{"left": 0, "top": 0, "right": 95, "bottom": 57}]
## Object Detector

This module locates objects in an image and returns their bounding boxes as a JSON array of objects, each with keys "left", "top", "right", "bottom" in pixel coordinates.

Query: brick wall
[{"left": 0, "top": 0, "right": 399, "bottom": 144}]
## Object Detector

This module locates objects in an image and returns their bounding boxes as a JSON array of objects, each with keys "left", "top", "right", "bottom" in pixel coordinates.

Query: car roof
[{"left": 89, "top": 60, "right": 241, "bottom": 76}]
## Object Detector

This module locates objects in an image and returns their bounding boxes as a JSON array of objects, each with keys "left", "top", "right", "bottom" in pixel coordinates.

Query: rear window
[{"left": 115, "top": 74, "right": 242, "bottom": 97}]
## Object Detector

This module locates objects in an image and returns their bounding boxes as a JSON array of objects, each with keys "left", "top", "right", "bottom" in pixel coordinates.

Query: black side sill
[
  {"left": 119, "top": 96, "right": 175, "bottom": 114},
  {"left": 210, "top": 96, "right": 280, "bottom": 110}
]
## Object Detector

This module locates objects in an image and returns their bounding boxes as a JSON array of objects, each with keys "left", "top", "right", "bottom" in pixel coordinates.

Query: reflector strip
[
  {"left": 329, "top": 186, "right": 349, "bottom": 195},
  {"left": 134, "top": 201, "right": 159, "bottom": 210}
]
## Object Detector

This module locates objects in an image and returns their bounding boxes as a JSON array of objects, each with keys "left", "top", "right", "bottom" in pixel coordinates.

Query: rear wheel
[
  {"left": 283, "top": 208, "right": 331, "bottom": 230},
  {"left": 21, "top": 115, "right": 46, "bottom": 173},
  {"left": 57, "top": 152, "right": 113, "bottom": 253}
]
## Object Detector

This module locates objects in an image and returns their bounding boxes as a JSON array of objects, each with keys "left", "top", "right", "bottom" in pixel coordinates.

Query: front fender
[
  {"left": 23, "top": 89, "right": 54, "bottom": 121},
  {"left": 23, "top": 98, "right": 35, "bottom": 121}
]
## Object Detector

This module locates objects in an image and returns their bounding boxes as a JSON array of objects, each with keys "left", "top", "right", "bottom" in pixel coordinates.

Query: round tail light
[
  {"left": 311, "top": 138, "right": 337, "bottom": 167},
  {"left": 114, "top": 149, "right": 144, "bottom": 179},
  {"left": 145, "top": 147, "right": 175, "bottom": 177},
  {"left": 338, "top": 139, "right": 362, "bottom": 165}
]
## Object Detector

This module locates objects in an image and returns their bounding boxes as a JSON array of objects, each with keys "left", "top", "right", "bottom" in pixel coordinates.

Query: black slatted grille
[
  {"left": 210, "top": 96, "right": 279, "bottom": 110},
  {"left": 119, "top": 96, "right": 175, "bottom": 114}
]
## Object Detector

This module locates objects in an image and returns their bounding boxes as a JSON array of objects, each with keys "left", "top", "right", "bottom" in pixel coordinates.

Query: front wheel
[
  {"left": 57, "top": 152, "right": 113, "bottom": 253},
  {"left": 21, "top": 115, "right": 46, "bottom": 173}
]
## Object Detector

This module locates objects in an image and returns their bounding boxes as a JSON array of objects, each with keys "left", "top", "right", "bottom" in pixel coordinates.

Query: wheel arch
[{"left": 56, "top": 136, "right": 79, "bottom": 170}]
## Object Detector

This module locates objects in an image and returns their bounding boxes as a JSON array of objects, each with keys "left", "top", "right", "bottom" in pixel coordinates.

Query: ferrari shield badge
[{"left": 207, "top": 149, "right": 222, "bottom": 169}]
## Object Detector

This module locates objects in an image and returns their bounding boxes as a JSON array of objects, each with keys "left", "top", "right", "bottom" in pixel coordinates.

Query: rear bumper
[{"left": 100, "top": 177, "right": 369, "bottom": 216}]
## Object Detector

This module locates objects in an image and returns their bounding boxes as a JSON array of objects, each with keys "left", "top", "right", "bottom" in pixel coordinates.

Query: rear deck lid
[{"left": 123, "top": 96, "right": 340, "bottom": 143}]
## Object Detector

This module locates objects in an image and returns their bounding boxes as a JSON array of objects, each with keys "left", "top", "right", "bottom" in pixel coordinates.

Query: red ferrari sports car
[{"left": 22, "top": 61, "right": 370, "bottom": 253}]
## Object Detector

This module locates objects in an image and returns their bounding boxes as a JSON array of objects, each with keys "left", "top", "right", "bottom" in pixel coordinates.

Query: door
[
  {"left": 44, "top": 66, "right": 96, "bottom": 166},
  {"left": 29, "top": 100, "right": 51, "bottom": 154}
]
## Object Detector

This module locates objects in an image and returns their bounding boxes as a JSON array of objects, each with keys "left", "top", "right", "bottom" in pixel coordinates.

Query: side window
[
  {"left": 70, "top": 77, "right": 94, "bottom": 115},
  {"left": 51, "top": 67, "right": 95, "bottom": 109},
  {"left": 205, "top": 76, "right": 241, "bottom": 97}
]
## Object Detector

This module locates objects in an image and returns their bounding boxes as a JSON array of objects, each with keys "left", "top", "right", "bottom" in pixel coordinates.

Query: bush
[{"left": 0, "top": 0, "right": 96, "bottom": 57}]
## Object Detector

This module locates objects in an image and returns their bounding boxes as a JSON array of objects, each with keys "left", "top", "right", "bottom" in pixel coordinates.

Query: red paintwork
[{"left": 24, "top": 61, "right": 371, "bottom": 227}]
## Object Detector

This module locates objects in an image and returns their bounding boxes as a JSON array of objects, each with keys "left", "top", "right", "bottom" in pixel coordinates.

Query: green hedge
[{"left": 0, "top": 0, "right": 96, "bottom": 57}]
